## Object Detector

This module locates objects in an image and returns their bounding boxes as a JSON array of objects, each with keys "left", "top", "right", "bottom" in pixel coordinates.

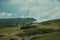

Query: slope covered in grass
[
  {"left": 0, "top": 19, "right": 60, "bottom": 40},
  {"left": 16, "top": 19, "right": 60, "bottom": 40},
  {"left": 31, "top": 32, "right": 60, "bottom": 40},
  {"left": 0, "top": 26, "right": 20, "bottom": 40},
  {"left": 35, "top": 19, "right": 60, "bottom": 28}
]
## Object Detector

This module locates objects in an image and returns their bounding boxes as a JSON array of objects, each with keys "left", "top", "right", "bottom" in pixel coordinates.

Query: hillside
[
  {"left": 0, "top": 19, "right": 60, "bottom": 40},
  {"left": 0, "top": 18, "right": 36, "bottom": 25},
  {"left": 35, "top": 19, "right": 60, "bottom": 28},
  {"left": 40, "top": 19, "right": 60, "bottom": 24}
]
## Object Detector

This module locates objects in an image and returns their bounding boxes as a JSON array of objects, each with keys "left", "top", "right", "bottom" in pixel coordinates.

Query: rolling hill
[{"left": 0, "top": 18, "right": 60, "bottom": 40}]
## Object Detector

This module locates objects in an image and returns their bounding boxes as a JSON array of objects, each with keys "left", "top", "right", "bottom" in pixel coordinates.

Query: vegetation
[
  {"left": 0, "top": 18, "right": 36, "bottom": 25},
  {"left": 20, "top": 24, "right": 37, "bottom": 30},
  {"left": 0, "top": 19, "right": 60, "bottom": 40},
  {"left": 31, "top": 32, "right": 60, "bottom": 40},
  {"left": 16, "top": 28, "right": 56, "bottom": 37}
]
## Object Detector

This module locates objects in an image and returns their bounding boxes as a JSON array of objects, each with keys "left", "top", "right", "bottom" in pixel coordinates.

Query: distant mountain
[{"left": 0, "top": 18, "right": 36, "bottom": 25}]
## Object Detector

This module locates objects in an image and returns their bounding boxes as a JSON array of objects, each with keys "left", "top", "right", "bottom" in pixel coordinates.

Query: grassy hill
[
  {"left": 36, "top": 19, "right": 60, "bottom": 28},
  {"left": 0, "top": 19, "right": 60, "bottom": 40}
]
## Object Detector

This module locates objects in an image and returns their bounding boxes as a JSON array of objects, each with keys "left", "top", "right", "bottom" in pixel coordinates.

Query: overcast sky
[{"left": 0, "top": 0, "right": 60, "bottom": 22}]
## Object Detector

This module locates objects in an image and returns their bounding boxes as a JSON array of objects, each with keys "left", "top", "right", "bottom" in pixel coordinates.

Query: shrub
[
  {"left": 55, "top": 28, "right": 60, "bottom": 32},
  {"left": 9, "top": 38, "right": 18, "bottom": 40},
  {"left": 16, "top": 28, "right": 55, "bottom": 37},
  {"left": 31, "top": 36, "right": 40, "bottom": 40},
  {"left": 0, "top": 35, "right": 5, "bottom": 37},
  {"left": 41, "top": 21, "right": 50, "bottom": 25},
  {"left": 21, "top": 24, "right": 37, "bottom": 30}
]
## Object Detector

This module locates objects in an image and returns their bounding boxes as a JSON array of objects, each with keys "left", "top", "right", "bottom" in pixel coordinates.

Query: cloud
[
  {"left": 9, "top": 0, "right": 35, "bottom": 5},
  {"left": 0, "top": 12, "right": 12, "bottom": 18},
  {"left": 0, "top": 0, "right": 60, "bottom": 22}
]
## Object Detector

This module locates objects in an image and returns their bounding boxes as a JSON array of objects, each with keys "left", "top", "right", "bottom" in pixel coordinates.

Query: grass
[
  {"left": 0, "top": 26, "right": 20, "bottom": 33},
  {"left": 31, "top": 32, "right": 60, "bottom": 40},
  {"left": 0, "top": 19, "right": 60, "bottom": 40},
  {"left": 0, "top": 35, "right": 15, "bottom": 40},
  {"left": 0, "top": 24, "right": 60, "bottom": 40},
  {"left": 0, "top": 26, "right": 20, "bottom": 40},
  {"left": 16, "top": 28, "right": 56, "bottom": 37}
]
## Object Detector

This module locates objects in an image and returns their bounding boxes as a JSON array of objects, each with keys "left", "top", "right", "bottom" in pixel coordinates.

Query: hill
[
  {"left": 0, "top": 18, "right": 36, "bottom": 25},
  {"left": 16, "top": 19, "right": 60, "bottom": 40},
  {"left": 0, "top": 18, "right": 60, "bottom": 40},
  {"left": 33, "top": 19, "right": 60, "bottom": 28},
  {"left": 40, "top": 19, "right": 60, "bottom": 24}
]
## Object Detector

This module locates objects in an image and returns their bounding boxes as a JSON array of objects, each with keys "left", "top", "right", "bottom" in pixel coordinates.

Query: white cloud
[
  {"left": 0, "top": 12, "right": 12, "bottom": 18},
  {"left": 9, "top": 0, "right": 34, "bottom": 4},
  {"left": 9, "top": 0, "right": 21, "bottom": 5},
  {"left": 19, "top": 16, "right": 25, "bottom": 18},
  {"left": 0, "top": 0, "right": 60, "bottom": 22}
]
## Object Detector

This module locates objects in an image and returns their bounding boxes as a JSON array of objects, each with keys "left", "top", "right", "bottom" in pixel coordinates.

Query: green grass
[
  {"left": 16, "top": 28, "right": 56, "bottom": 37},
  {"left": 31, "top": 32, "right": 60, "bottom": 40},
  {"left": 0, "top": 19, "right": 60, "bottom": 40},
  {"left": 0, "top": 26, "right": 20, "bottom": 40},
  {"left": 0, "top": 27, "right": 20, "bottom": 33},
  {"left": 0, "top": 35, "right": 16, "bottom": 40}
]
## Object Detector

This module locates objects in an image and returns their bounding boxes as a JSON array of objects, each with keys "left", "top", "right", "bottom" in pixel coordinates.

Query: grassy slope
[
  {"left": 31, "top": 19, "right": 60, "bottom": 40},
  {"left": 0, "top": 26, "right": 20, "bottom": 40},
  {"left": 31, "top": 32, "right": 60, "bottom": 40},
  {"left": 36, "top": 19, "right": 60, "bottom": 28},
  {"left": 0, "top": 19, "right": 60, "bottom": 40}
]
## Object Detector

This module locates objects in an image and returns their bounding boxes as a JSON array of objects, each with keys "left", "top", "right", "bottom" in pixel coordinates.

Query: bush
[
  {"left": 9, "top": 38, "right": 18, "bottom": 40},
  {"left": 41, "top": 21, "right": 50, "bottom": 25},
  {"left": 31, "top": 36, "right": 41, "bottom": 40},
  {"left": 55, "top": 28, "right": 60, "bottom": 32},
  {"left": 21, "top": 24, "right": 37, "bottom": 30},
  {"left": 16, "top": 28, "right": 55, "bottom": 37},
  {"left": 16, "top": 32, "right": 27, "bottom": 37},
  {"left": 0, "top": 35, "right": 5, "bottom": 37}
]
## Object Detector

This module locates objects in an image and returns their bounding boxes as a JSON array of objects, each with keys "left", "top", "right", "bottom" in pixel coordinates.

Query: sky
[{"left": 0, "top": 0, "right": 60, "bottom": 22}]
